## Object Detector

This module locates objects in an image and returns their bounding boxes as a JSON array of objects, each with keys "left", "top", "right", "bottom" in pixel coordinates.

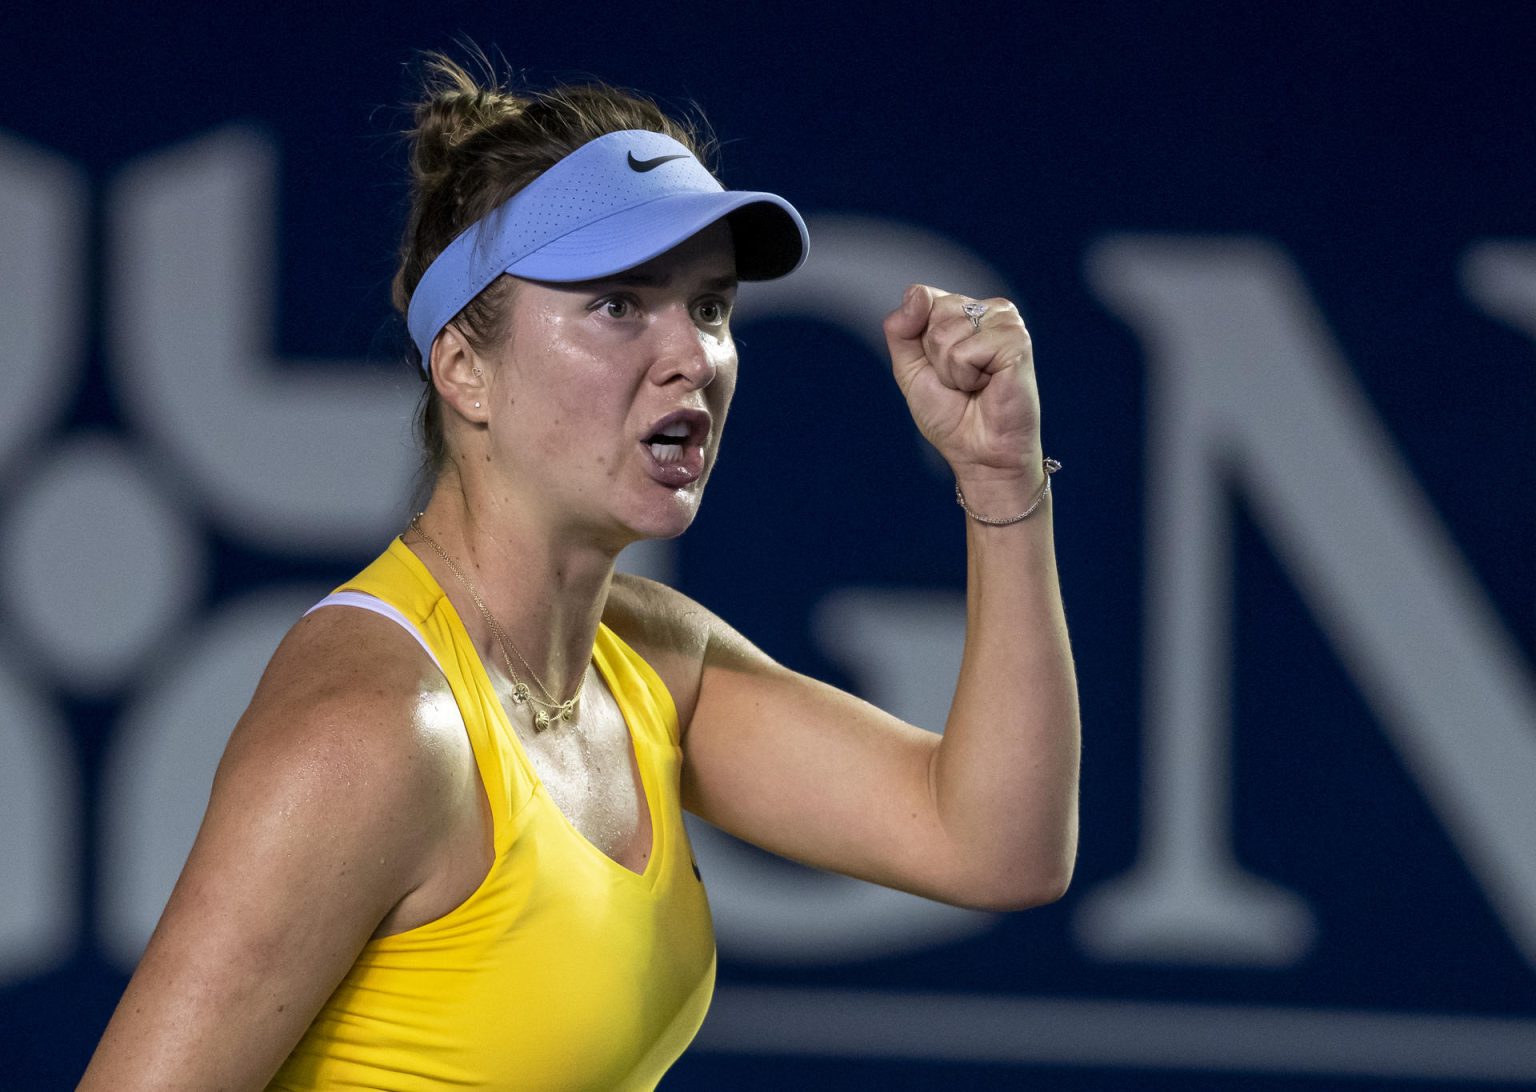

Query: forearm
[{"left": 930, "top": 475, "right": 1080, "bottom": 908}]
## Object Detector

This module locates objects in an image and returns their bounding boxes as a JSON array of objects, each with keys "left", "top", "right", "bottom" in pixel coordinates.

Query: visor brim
[{"left": 504, "top": 191, "right": 808, "bottom": 283}]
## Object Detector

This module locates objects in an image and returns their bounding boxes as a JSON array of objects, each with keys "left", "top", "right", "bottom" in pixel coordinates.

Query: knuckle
[{"left": 1001, "top": 346, "right": 1034, "bottom": 372}]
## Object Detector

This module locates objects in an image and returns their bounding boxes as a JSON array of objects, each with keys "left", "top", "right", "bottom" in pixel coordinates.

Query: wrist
[{"left": 954, "top": 458, "right": 1061, "bottom": 526}]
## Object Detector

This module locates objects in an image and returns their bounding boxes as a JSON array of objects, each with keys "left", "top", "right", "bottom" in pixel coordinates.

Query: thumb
[{"left": 883, "top": 283, "right": 935, "bottom": 361}]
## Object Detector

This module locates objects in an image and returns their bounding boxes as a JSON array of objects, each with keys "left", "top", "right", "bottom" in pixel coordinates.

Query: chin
[{"left": 622, "top": 488, "right": 703, "bottom": 543}]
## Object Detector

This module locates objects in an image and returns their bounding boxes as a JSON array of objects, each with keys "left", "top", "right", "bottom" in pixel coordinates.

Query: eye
[
  {"left": 591, "top": 294, "right": 638, "bottom": 320},
  {"left": 694, "top": 297, "right": 731, "bottom": 326}
]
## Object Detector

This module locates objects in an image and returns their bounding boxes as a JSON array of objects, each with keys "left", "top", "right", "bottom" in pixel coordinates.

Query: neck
[{"left": 408, "top": 472, "right": 622, "bottom": 703}]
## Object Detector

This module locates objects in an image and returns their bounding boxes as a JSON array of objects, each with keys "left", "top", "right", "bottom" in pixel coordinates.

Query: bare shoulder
[
  {"left": 604, "top": 573, "right": 777, "bottom": 734},
  {"left": 603, "top": 572, "right": 711, "bottom": 657},
  {"left": 221, "top": 603, "right": 467, "bottom": 832},
  {"left": 194, "top": 602, "right": 472, "bottom": 937},
  {"left": 77, "top": 605, "right": 471, "bottom": 1089}
]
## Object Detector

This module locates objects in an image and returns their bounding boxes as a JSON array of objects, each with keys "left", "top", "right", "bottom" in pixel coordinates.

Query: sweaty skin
[{"left": 78, "top": 223, "right": 1078, "bottom": 1090}]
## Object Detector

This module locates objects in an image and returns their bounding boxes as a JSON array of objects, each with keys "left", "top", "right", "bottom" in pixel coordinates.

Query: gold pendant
[
  {"left": 511, "top": 682, "right": 530, "bottom": 705},
  {"left": 533, "top": 710, "right": 553, "bottom": 733}
]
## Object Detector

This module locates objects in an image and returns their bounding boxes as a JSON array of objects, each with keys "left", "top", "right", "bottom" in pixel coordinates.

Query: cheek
[
  {"left": 553, "top": 372, "right": 638, "bottom": 472},
  {"left": 511, "top": 331, "right": 624, "bottom": 421},
  {"left": 708, "top": 338, "right": 739, "bottom": 402},
  {"left": 711, "top": 369, "right": 737, "bottom": 418}
]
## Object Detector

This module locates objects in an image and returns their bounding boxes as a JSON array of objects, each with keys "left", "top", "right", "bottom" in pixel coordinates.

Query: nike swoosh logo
[{"left": 628, "top": 152, "right": 689, "bottom": 172}]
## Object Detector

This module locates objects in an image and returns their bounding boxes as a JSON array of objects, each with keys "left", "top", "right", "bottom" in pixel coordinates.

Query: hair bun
[{"left": 409, "top": 55, "right": 529, "bottom": 181}]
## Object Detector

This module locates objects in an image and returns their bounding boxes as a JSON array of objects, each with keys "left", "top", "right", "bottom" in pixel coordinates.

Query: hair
[{"left": 394, "top": 49, "right": 714, "bottom": 484}]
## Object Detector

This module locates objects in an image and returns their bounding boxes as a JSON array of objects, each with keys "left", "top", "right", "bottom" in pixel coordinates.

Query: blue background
[{"left": 2, "top": 2, "right": 1533, "bottom": 1088}]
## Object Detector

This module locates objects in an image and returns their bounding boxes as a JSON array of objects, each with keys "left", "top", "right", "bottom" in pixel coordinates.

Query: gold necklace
[{"left": 408, "top": 515, "right": 580, "bottom": 733}]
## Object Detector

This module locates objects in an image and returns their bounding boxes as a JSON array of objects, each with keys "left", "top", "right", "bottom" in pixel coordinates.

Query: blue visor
[{"left": 406, "top": 129, "right": 808, "bottom": 368}]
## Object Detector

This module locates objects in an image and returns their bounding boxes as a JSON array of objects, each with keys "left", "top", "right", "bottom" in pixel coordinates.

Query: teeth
[
  {"left": 648, "top": 441, "right": 684, "bottom": 464},
  {"left": 658, "top": 421, "right": 690, "bottom": 438}
]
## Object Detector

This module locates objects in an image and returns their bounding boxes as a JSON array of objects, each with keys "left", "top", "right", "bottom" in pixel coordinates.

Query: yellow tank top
[{"left": 268, "top": 539, "right": 716, "bottom": 1091}]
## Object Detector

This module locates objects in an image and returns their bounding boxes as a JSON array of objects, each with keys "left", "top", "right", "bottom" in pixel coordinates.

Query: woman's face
[{"left": 481, "top": 221, "right": 739, "bottom": 545}]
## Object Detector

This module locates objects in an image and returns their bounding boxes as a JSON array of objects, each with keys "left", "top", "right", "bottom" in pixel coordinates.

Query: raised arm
[
  {"left": 890, "top": 283, "right": 1078, "bottom": 904},
  {"left": 78, "top": 610, "right": 475, "bottom": 1091},
  {"left": 631, "top": 284, "right": 1078, "bottom": 910}
]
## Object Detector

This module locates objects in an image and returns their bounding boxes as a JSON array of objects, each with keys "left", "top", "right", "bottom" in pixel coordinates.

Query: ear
[{"left": 429, "top": 324, "right": 489, "bottom": 421}]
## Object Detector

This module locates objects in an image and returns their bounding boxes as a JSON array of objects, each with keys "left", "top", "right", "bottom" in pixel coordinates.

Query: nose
[{"left": 650, "top": 307, "right": 722, "bottom": 390}]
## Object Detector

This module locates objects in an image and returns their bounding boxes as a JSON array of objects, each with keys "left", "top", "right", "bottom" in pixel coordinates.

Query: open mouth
[
  {"left": 640, "top": 410, "right": 711, "bottom": 486},
  {"left": 644, "top": 420, "right": 694, "bottom": 464}
]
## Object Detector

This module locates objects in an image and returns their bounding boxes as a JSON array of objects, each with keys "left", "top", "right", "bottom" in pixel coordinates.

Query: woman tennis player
[{"left": 80, "top": 54, "right": 1079, "bottom": 1091}]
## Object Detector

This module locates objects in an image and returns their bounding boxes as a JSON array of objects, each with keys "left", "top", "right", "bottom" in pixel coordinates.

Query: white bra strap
[{"left": 305, "top": 591, "right": 444, "bottom": 676}]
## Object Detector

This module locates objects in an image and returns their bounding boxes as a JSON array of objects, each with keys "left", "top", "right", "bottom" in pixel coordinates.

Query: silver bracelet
[{"left": 955, "top": 458, "right": 1062, "bottom": 525}]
